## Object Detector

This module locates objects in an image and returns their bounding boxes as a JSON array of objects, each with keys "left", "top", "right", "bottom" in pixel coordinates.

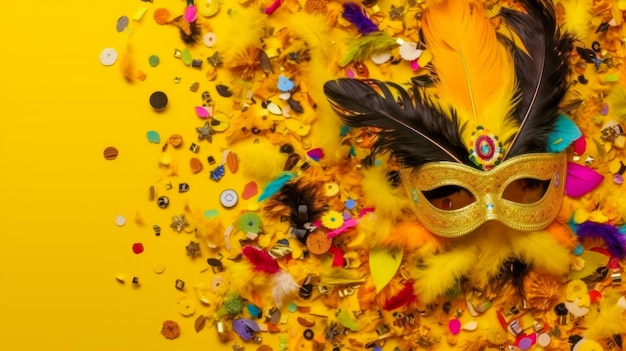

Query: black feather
[
  {"left": 491, "top": 258, "right": 532, "bottom": 298},
  {"left": 265, "top": 178, "right": 328, "bottom": 242},
  {"left": 182, "top": 21, "right": 201, "bottom": 44},
  {"left": 499, "top": 0, "right": 575, "bottom": 158},
  {"left": 323, "top": 78, "right": 471, "bottom": 168},
  {"left": 169, "top": 16, "right": 201, "bottom": 44}
]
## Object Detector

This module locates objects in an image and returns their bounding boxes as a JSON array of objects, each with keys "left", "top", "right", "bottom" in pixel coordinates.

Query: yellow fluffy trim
[
  {"left": 230, "top": 138, "right": 287, "bottom": 183},
  {"left": 360, "top": 165, "right": 409, "bottom": 220},
  {"left": 585, "top": 291, "right": 626, "bottom": 340},
  {"left": 412, "top": 222, "right": 572, "bottom": 303},
  {"left": 379, "top": 220, "right": 448, "bottom": 254}
]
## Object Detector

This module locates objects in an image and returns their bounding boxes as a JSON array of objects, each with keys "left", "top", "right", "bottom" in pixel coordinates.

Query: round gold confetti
[
  {"left": 161, "top": 320, "right": 180, "bottom": 339},
  {"left": 103, "top": 146, "right": 119, "bottom": 160}
]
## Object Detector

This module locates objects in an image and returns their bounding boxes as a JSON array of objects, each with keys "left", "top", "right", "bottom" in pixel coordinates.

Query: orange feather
[{"left": 422, "top": 0, "right": 518, "bottom": 149}]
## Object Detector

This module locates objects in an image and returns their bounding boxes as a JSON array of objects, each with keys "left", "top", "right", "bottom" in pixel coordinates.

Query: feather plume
[
  {"left": 585, "top": 292, "right": 626, "bottom": 341},
  {"left": 339, "top": 32, "right": 397, "bottom": 67},
  {"left": 422, "top": 0, "right": 518, "bottom": 150},
  {"left": 605, "top": 86, "right": 626, "bottom": 125},
  {"left": 224, "top": 260, "right": 269, "bottom": 298},
  {"left": 556, "top": 0, "right": 593, "bottom": 42},
  {"left": 263, "top": 177, "right": 328, "bottom": 240},
  {"left": 223, "top": 8, "right": 267, "bottom": 62},
  {"left": 490, "top": 258, "right": 532, "bottom": 299},
  {"left": 272, "top": 270, "right": 300, "bottom": 307},
  {"left": 465, "top": 223, "right": 515, "bottom": 290},
  {"left": 379, "top": 220, "right": 448, "bottom": 254},
  {"left": 499, "top": 0, "right": 574, "bottom": 157},
  {"left": 577, "top": 221, "right": 626, "bottom": 259},
  {"left": 241, "top": 246, "right": 281, "bottom": 274},
  {"left": 258, "top": 172, "right": 296, "bottom": 202},
  {"left": 546, "top": 115, "right": 582, "bottom": 153},
  {"left": 360, "top": 164, "right": 408, "bottom": 219},
  {"left": 342, "top": 2, "right": 379, "bottom": 35},
  {"left": 510, "top": 230, "right": 571, "bottom": 275},
  {"left": 168, "top": 16, "right": 201, "bottom": 44},
  {"left": 413, "top": 243, "right": 477, "bottom": 303},
  {"left": 383, "top": 282, "right": 417, "bottom": 310},
  {"left": 232, "top": 139, "right": 285, "bottom": 182},
  {"left": 355, "top": 212, "right": 395, "bottom": 247},
  {"left": 324, "top": 78, "right": 470, "bottom": 167}
]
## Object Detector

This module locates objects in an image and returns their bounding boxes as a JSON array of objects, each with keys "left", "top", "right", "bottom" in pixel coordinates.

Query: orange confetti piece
[{"left": 154, "top": 8, "right": 171, "bottom": 25}]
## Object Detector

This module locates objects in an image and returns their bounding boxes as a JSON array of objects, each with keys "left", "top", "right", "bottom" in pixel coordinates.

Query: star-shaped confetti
[
  {"left": 196, "top": 121, "right": 214, "bottom": 142},
  {"left": 186, "top": 241, "right": 201, "bottom": 256},
  {"left": 207, "top": 52, "right": 223, "bottom": 67},
  {"left": 170, "top": 214, "right": 189, "bottom": 232},
  {"left": 389, "top": 4, "right": 405, "bottom": 20}
]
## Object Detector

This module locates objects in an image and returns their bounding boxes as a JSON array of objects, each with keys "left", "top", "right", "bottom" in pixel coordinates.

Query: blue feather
[
  {"left": 546, "top": 114, "right": 581, "bottom": 153},
  {"left": 342, "top": 2, "right": 379, "bottom": 35},
  {"left": 258, "top": 172, "right": 296, "bottom": 202}
]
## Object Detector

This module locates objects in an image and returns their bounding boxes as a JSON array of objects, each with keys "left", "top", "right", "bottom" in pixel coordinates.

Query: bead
[{"left": 157, "top": 196, "right": 170, "bottom": 208}]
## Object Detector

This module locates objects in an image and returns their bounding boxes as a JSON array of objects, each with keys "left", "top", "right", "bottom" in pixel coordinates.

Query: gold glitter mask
[{"left": 401, "top": 153, "right": 567, "bottom": 237}]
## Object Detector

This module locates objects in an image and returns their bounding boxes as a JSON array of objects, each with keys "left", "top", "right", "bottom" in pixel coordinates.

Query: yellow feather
[
  {"left": 230, "top": 138, "right": 286, "bottom": 182},
  {"left": 585, "top": 291, "right": 626, "bottom": 340},
  {"left": 283, "top": 11, "right": 346, "bottom": 161},
  {"left": 380, "top": 220, "right": 448, "bottom": 254},
  {"left": 222, "top": 8, "right": 268, "bottom": 69},
  {"left": 605, "top": 86, "right": 626, "bottom": 125},
  {"left": 510, "top": 230, "right": 571, "bottom": 275},
  {"left": 412, "top": 242, "right": 478, "bottom": 303},
  {"left": 412, "top": 219, "right": 572, "bottom": 303},
  {"left": 223, "top": 260, "right": 270, "bottom": 301},
  {"left": 422, "top": 0, "right": 517, "bottom": 149},
  {"left": 355, "top": 213, "right": 394, "bottom": 247},
  {"left": 466, "top": 223, "right": 516, "bottom": 289},
  {"left": 360, "top": 164, "right": 409, "bottom": 219},
  {"left": 556, "top": 0, "right": 593, "bottom": 42}
]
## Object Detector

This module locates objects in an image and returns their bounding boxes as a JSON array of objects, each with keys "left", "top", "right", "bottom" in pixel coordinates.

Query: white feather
[{"left": 272, "top": 270, "right": 300, "bottom": 307}]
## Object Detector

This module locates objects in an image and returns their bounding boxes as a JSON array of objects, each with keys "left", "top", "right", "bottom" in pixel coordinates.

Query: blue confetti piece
[
  {"left": 147, "top": 130, "right": 160, "bottom": 144},
  {"left": 572, "top": 243, "right": 584, "bottom": 256},
  {"left": 345, "top": 198, "right": 356, "bottom": 210},
  {"left": 277, "top": 75, "right": 295, "bottom": 92},
  {"left": 246, "top": 304, "right": 262, "bottom": 319},
  {"left": 210, "top": 164, "right": 225, "bottom": 181},
  {"left": 340, "top": 125, "right": 351, "bottom": 137}
]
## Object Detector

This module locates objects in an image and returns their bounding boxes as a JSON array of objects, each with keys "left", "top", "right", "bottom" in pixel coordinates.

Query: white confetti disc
[
  {"left": 100, "top": 48, "right": 118, "bottom": 66},
  {"left": 203, "top": 32, "right": 217, "bottom": 47},
  {"left": 114, "top": 215, "right": 126, "bottom": 227}
]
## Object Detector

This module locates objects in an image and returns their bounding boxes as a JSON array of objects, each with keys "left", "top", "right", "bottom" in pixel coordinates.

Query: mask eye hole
[
  {"left": 502, "top": 178, "right": 551, "bottom": 204},
  {"left": 422, "top": 185, "right": 476, "bottom": 210}
]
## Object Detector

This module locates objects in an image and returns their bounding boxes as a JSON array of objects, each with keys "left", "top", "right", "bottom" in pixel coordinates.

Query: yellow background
[{"left": 0, "top": 1, "right": 263, "bottom": 349}]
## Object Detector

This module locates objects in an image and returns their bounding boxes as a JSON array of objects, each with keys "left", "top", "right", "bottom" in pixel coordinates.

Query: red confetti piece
[
  {"left": 242, "top": 181, "right": 258, "bottom": 200},
  {"left": 132, "top": 243, "right": 144, "bottom": 254}
]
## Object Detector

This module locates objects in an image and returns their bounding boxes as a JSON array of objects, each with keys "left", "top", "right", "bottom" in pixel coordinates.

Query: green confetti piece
[
  {"left": 204, "top": 209, "right": 219, "bottom": 218},
  {"left": 604, "top": 73, "right": 619, "bottom": 82}
]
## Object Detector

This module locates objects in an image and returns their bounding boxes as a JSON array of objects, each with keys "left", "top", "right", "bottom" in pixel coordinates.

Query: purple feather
[
  {"left": 232, "top": 318, "right": 260, "bottom": 341},
  {"left": 577, "top": 221, "right": 626, "bottom": 259},
  {"left": 342, "top": 2, "right": 379, "bottom": 35}
]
